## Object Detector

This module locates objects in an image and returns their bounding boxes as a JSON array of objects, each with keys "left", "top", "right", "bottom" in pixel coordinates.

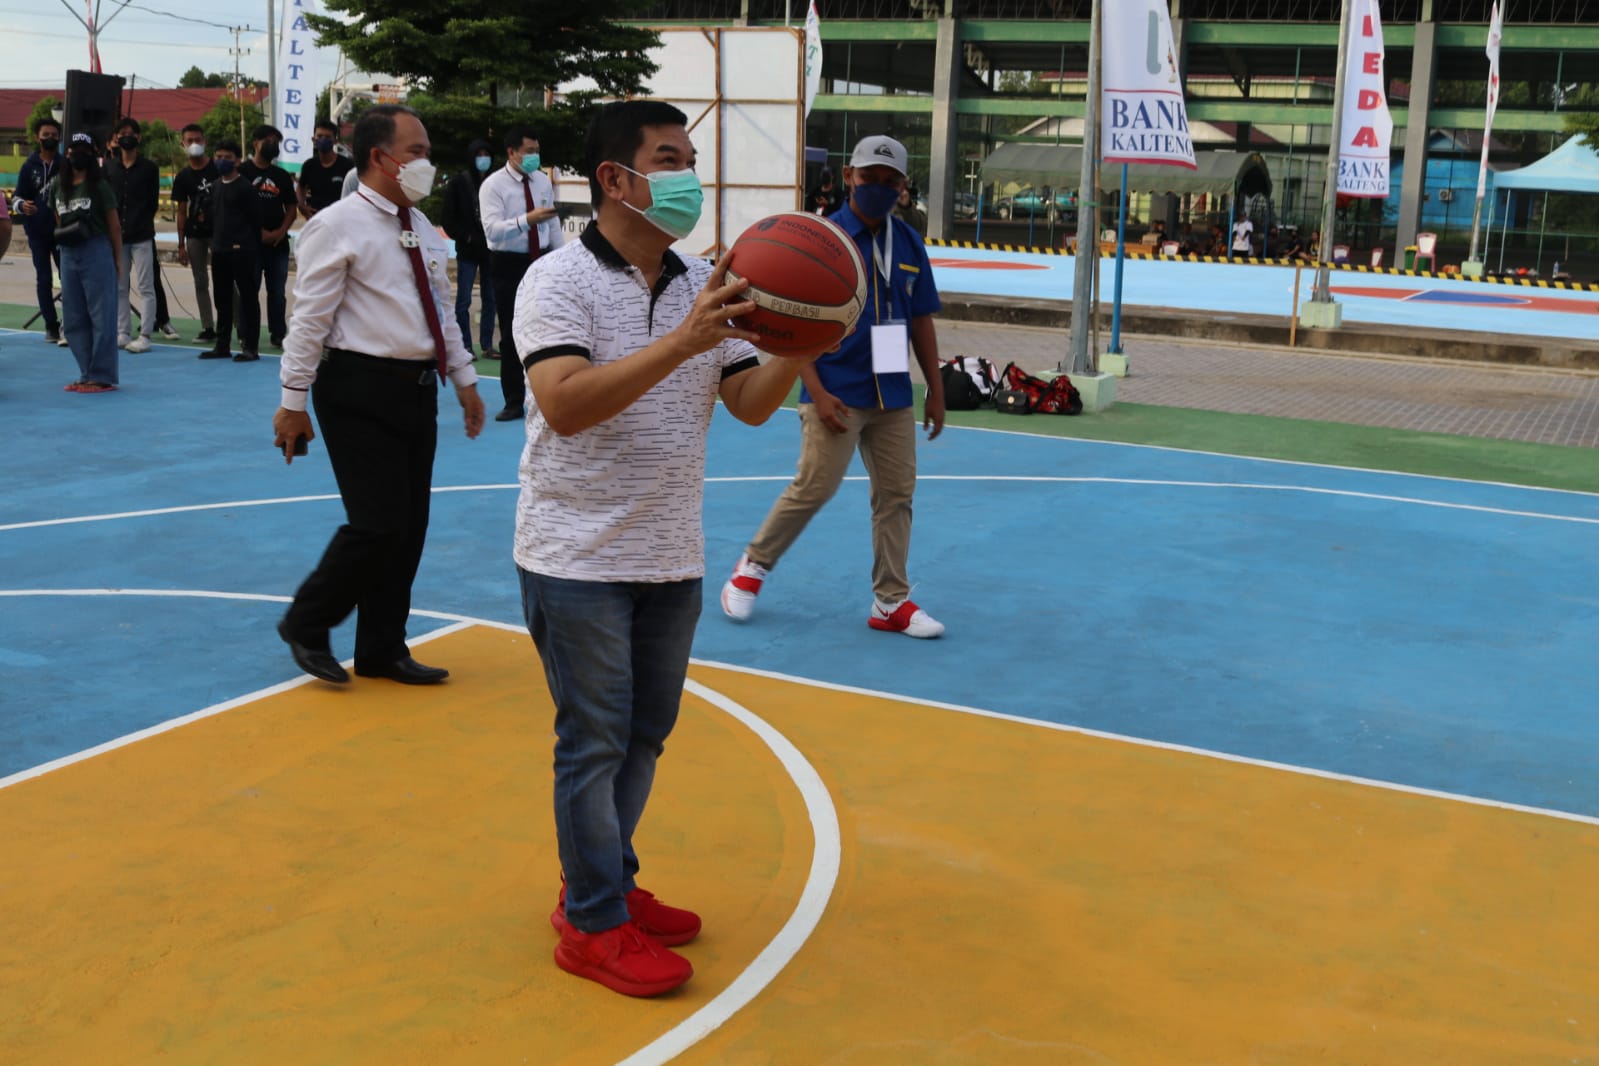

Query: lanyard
[{"left": 871, "top": 225, "right": 893, "bottom": 289}]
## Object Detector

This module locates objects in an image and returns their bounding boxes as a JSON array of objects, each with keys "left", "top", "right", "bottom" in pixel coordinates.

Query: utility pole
[
  {"left": 230, "top": 26, "right": 251, "bottom": 147},
  {"left": 266, "top": 0, "right": 276, "bottom": 126},
  {"left": 1065, "top": 0, "right": 1102, "bottom": 376},
  {"left": 1311, "top": 0, "right": 1352, "bottom": 306}
]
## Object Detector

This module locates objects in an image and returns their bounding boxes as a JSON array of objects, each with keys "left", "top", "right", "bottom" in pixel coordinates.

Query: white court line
[
  {"left": 0, "top": 589, "right": 842, "bottom": 1066},
  {"left": 5, "top": 475, "right": 1596, "bottom": 534},
  {"left": 691, "top": 658, "right": 1599, "bottom": 829}
]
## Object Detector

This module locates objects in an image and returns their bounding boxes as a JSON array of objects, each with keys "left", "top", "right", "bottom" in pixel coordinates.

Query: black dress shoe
[
  {"left": 494, "top": 406, "right": 524, "bottom": 422},
  {"left": 277, "top": 620, "right": 349, "bottom": 683},
  {"left": 354, "top": 657, "right": 450, "bottom": 685},
  {"left": 198, "top": 348, "right": 231, "bottom": 360}
]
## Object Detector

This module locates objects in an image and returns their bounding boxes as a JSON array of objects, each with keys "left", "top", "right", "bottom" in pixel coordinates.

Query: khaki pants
[
  {"left": 746, "top": 403, "right": 917, "bottom": 605},
  {"left": 186, "top": 240, "right": 214, "bottom": 331}
]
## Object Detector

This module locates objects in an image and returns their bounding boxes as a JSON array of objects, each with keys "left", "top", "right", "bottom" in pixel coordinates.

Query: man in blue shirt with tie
[{"left": 722, "top": 134, "right": 947, "bottom": 638}]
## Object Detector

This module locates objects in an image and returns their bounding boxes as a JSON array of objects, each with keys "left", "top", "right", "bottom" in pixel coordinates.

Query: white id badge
[{"left": 870, "top": 322, "right": 910, "bottom": 374}]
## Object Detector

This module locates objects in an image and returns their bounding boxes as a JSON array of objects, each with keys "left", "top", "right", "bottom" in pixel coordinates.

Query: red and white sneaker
[
  {"left": 720, "top": 553, "right": 770, "bottom": 622},
  {"left": 552, "top": 884, "right": 702, "bottom": 947},
  {"left": 553, "top": 919, "right": 693, "bottom": 997},
  {"left": 868, "top": 598, "right": 944, "bottom": 639}
]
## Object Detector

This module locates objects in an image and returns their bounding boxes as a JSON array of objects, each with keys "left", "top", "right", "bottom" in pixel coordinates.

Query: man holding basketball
[
  {"left": 722, "top": 134, "right": 946, "bottom": 639},
  {"left": 512, "top": 99, "right": 815, "bottom": 997}
]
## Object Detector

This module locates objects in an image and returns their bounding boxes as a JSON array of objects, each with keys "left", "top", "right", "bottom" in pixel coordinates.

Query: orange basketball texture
[{"left": 725, "top": 213, "right": 867, "bottom": 358}]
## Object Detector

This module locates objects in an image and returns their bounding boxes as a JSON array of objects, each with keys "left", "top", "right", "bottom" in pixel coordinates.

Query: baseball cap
[{"left": 848, "top": 135, "right": 908, "bottom": 177}]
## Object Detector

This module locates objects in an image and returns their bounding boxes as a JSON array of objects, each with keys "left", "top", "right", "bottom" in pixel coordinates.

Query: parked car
[
  {"left": 954, "top": 192, "right": 978, "bottom": 219},
  {"left": 994, "top": 186, "right": 1077, "bottom": 223}
]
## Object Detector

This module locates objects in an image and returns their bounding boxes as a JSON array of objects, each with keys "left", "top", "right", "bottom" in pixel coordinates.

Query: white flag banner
[
  {"left": 1100, "top": 0, "right": 1195, "bottom": 169},
  {"left": 803, "top": 0, "right": 822, "bottom": 118},
  {"left": 1336, "top": 0, "right": 1393, "bottom": 198},
  {"left": 1476, "top": 1, "right": 1503, "bottom": 199},
  {"left": 276, "top": 0, "right": 319, "bottom": 168}
]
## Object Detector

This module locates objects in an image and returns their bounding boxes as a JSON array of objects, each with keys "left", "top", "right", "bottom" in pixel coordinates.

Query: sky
[{"left": 3, "top": 0, "right": 346, "bottom": 94}]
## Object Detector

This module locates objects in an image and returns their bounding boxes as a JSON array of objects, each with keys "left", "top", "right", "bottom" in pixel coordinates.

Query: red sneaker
[
  {"left": 552, "top": 884, "right": 702, "bottom": 947},
  {"left": 553, "top": 919, "right": 693, "bottom": 997}
]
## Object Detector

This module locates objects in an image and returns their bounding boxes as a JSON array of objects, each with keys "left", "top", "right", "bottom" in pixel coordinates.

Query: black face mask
[
  {"left": 118, "top": 135, "right": 138, "bottom": 150},
  {"left": 41, "top": 137, "right": 60, "bottom": 152},
  {"left": 69, "top": 151, "right": 92, "bottom": 171},
  {"left": 259, "top": 142, "right": 280, "bottom": 162}
]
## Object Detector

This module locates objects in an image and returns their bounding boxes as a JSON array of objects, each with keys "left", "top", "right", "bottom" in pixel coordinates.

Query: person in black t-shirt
[
  {"left": 297, "top": 116, "right": 355, "bottom": 221},
  {"left": 104, "top": 117, "right": 160, "bottom": 351},
  {"left": 203, "top": 140, "right": 264, "bottom": 362},
  {"left": 171, "top": 123, "right": 221, "bottom": 342},
  {"left": 241, "top": 124, "right": 298, "bottom": 347}
]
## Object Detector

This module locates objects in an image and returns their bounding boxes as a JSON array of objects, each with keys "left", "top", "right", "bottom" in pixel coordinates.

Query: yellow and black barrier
[{"left": 924, "top": 238, "right": 1599, "bottom": 294}]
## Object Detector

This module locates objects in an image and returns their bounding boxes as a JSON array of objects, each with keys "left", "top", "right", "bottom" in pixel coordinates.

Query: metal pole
[
  {"left": 1498, "top": 189, "right": 1510, "bottom": 274},
  {"left": 1066, "top": 0, "right": 1101, "bottom": 375},
  {"left": 1536, "top": 190, "right": 1548, "bottom": 275},
  {"left": 1110, "top": 163, "right": 1128, "bottom": 354},
  {"left": 266, "top": 0, "right": 276, "bottom": 125},
  {"left": 1312, "top": 0, "right": 1354, "bottom": 304}
]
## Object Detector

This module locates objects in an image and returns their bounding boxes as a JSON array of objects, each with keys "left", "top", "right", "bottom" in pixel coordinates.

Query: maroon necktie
[
  {"left": 397, "top": 205, "right": 450, "bottom": 381},
  {"left": 522, "top": 176, "right": 540, "bottom": 262}
]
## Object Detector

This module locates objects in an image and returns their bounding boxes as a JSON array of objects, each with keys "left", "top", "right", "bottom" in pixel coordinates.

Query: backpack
[
  {"left": 996, "top": 362, "right": 1084, "bottom": 416},
  {"left": 939, "top": 355, "right": 999, "bottom": 411}
]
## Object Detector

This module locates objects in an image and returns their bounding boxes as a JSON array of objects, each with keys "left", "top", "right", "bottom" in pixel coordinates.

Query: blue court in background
[{"left": 4, "top": 327, "right": 1597, "bottom": 820}]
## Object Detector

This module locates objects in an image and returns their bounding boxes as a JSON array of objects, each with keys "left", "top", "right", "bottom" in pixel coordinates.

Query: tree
[
  {"left": 199, "top": 94, "right": 265, "bottom": 150},
  {"left": 179, "top": 66, "right": 214, "bottom": 89},
  {"left": 27, "top": 96, "right": 61, "bottom": 135},
  {"left": 1568, "top": 112, "right": 1599, "bottom": 151},
  {"left": 306, "top": 0, "right": 661, "bottom": 100},
  {"left": 139, "top": 118, "right": 183, "bottom": 168}
]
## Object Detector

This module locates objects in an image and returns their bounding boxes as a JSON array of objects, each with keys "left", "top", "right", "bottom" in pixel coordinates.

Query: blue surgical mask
[
  {"left": 618, "top": 163, "right": 703, "bottom": 240},
  {"left": 215, "top": 158, "right": 236, "bottom": 175},
  {"left": 519, "top": 153, "right": 541, "bottom": 175},
  {"left": 851, "top": 180, "right": 901, "bottom": 221},
  {"left": 474, "top": 156, "right": 491, "bottom": 173},
  {"left": 315, "top": 137, "right": 334, "bottom": 153}
]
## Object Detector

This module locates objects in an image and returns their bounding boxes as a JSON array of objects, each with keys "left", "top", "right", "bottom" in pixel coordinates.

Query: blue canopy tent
[{"left": 1487, "top": 136, "right": 1599, "bottom": 274}]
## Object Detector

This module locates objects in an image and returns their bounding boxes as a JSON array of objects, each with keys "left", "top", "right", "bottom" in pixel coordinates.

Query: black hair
[
  {"left": 314, "top": 116, "right": 337, "bottom": 135},
  {"left": 584, "top": 100, "right": 689, "bottom": 208},
  {"left": 180, "top": 123, "right": 204, "bottom": 137},
  {"left": 65, "top": 135, "right": 103, "bottom": 191},
  {"left": 503, "top": 126, "right": 538, "bottom": 153},
  {"left": 352, "top": 104, "right": 420, "bottom": 175},
  {"left": 32, "top": 115, "right": 62, "bottom": 135},
  {"left": 115, "top": 117, "right": 141, "bottom": 136},
  {"left": 213, "top": 138, "right": 243, "bottom": 157},
  {"left": 251, "top": 124, "right": 283, "bottom": 145}
]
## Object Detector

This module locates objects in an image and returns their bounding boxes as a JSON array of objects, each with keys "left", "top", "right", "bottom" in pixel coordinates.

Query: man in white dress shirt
[
  {"left": 480, "top": 126, "right": 563, "bottom": 422},
  {"left": 272, "top": 104, "right": 486, "bottom": 686}
]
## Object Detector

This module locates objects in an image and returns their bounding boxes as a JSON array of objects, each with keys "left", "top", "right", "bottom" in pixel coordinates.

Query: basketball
[{"left": 725, "top": 213, "right": 867, "bottom": 358}]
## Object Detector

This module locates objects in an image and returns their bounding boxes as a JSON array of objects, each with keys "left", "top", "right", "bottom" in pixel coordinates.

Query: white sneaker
[
  {"left": 868, "top": 598, "right": 944, "bottom": 639},
  {"left": 117, "top": 334, "right": 131, "bottom": 349},
  {"left": 157, "top": 323, "right": 181, "bottom": 340},
  {"left": 125, "top": 335, "right": 152, "bottom": 353},
  {"left": 720, "top": 553, "right": 770, "bottom": 622}
]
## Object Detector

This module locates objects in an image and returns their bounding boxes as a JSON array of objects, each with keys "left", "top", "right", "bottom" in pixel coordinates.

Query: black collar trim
[{"left": 580, "top": 220, "right": 687, "bottom": 279}]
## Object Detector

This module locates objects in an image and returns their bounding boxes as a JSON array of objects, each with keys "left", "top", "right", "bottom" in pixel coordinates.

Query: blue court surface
[
  {"left": 928, "top": 247, "right": 1599, "bottom": 342},
  {"left": 4, "top": 328, "right": 1597, "bottom": 823}
]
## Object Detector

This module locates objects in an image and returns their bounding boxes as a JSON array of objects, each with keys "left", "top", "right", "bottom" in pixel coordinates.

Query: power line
[
  {"left": 107, "top": 0, "right": 261, "bottom": 34},
  {"left": 1, "top": 26, "right": 232, "bottom": 49}
]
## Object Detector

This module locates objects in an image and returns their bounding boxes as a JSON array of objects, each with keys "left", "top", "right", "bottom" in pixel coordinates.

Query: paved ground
[
  {"left": 4, "top": 246, "right": 1597, "bottom": 450},
  {"left": 941, "top": 320, "right": 1599, "bottom": 449}
]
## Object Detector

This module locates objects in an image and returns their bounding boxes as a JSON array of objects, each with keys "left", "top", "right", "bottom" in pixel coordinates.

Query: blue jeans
[
  {"left": 518, "top": 569, "right": 703, "bottom": 933},
  {"left": 59, "top": 234, "right": 119, "bottom": 385},
  {"left": 29, "top": 233, "right": 59, "bottom": 331},
  {"left": 454, "top": 258, "right": 496, "bottom": 353}
]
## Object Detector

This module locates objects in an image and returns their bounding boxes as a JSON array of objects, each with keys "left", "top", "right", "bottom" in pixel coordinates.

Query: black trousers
[
  {"left": 283, "top": 352, "right": 440, "bottom": 669},
  {"left": 490, "top": 250, "right": 534, "bottom": 411},
  {"left": 211, "top": 244, "right": 261, "bottom": 354}
]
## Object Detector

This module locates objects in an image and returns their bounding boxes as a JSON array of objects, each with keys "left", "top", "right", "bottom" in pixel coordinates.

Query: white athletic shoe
[
  {"left": 868, "top": 598, "right": 944, "bottom": 639},
  {"left": 117, "top": 334, "right": 131, "bottom": 349},
  {"left": 125, "top": 335, "right": 152, "bottom": 353},
  {"left": 720, "top": 553, "right": 770, "bottom": 622}
]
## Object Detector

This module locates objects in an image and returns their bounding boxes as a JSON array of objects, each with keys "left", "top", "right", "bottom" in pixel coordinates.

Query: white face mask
[
  {"left": 394, "top": 157, "right": 437, "bottom": 205},
  {"left": 186, "top": 142, "right": 206, "bottom": 158}
]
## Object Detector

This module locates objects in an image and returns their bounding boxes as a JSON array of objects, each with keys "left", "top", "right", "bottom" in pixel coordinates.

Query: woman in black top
[
  {"left": 441, "top": 138, "right": 499, "bottom": 358},
  {"left": 48, "top": 133, "right": 123, "bottom": 392}
]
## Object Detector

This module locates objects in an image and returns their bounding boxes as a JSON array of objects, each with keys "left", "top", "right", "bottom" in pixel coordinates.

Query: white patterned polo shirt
[{"left": 512, "top": 222, "right": 761, "bottom": 582}]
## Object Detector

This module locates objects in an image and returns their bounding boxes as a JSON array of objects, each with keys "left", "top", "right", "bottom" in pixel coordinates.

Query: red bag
[{"left": 998, "top": 363, "right": 1084, "bottom": 415}]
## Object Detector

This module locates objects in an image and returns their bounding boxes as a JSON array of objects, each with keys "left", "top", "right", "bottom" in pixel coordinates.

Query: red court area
[{"left": 1330, "top": 285, "right": 1597, "bottom": 314}]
